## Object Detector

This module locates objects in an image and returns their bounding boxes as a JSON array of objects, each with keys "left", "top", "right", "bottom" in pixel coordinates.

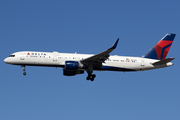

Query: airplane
[{"left": 4, "top": 33, "right": 176, "bottom": 81}]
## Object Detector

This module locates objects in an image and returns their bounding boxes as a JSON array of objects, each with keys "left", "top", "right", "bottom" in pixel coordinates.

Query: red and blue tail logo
[{"left": 143, "top": 33, "right": 176, "bottom": 60}]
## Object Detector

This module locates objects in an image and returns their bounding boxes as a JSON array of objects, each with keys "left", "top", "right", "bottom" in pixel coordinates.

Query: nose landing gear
[{"left": 22, "top": 65, "right": 26, "bottom": 76}]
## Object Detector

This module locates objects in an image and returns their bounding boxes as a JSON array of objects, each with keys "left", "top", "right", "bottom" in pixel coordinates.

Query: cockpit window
[{"left": 9, "top": 55, "right": 15, "bottom": 57}]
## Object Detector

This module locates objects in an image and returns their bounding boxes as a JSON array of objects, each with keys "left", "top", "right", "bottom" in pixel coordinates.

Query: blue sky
[{"left": 1, "top": 0, "right": 180, "bottom": 120}]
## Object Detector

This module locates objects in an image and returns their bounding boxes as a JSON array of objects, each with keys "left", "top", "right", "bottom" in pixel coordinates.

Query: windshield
[{"left": 9, "top": 55, "right": 15, "bottom": 57}]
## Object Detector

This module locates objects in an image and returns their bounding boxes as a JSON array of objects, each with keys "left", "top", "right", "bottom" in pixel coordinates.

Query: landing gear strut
[{"left": 22, "top": 65, "right": 26, "bottom": 76}]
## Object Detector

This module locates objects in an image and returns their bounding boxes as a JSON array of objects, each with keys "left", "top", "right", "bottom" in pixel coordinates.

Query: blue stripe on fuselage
[{"left": 94, "top": 66, "right": 136, "bottom": 71}]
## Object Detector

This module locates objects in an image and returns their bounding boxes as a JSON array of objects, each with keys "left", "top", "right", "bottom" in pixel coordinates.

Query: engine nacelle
[
  {"left": 65, "top": 61, "right": 83, "bottom": 70},
  {"left": 64, "top": 61, "right": 84, "bottom": 76},
  {"left": 63, "top": 69, "right": 84, "bottom": 76}
]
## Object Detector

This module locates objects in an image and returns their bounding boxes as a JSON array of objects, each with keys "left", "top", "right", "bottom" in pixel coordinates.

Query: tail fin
[{"left": 142, "top": 33, "right": 176, "bottom": 60}]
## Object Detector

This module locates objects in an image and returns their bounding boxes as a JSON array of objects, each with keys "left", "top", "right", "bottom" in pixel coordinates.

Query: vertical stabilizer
[{"left": 142, "top": 33, "right": 176, "bottom": 60}]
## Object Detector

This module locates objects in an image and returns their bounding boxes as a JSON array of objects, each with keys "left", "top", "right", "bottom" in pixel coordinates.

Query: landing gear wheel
[
  {"left": 90, "top": 74, "right": 96, "bottom": 81},
  {"left": 92, "top": 74, "right": 96, "bottom": 78},
  {"left": 23, "top": 72, "right": 26, "bottom": 76},
  {"left": 86, "top": 74, "right": 96, "bottom": 81},
  {"left": 90, "top": 78, "right": 94, "bottom": 81},
  {"left": 86, "top": 77, "right": 90, "bottom": 80}
]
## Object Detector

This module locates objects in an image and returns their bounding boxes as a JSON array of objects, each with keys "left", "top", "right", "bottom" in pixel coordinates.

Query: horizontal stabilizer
[{"left": 152, "top": 57, "right": 175, "bottom": 65}]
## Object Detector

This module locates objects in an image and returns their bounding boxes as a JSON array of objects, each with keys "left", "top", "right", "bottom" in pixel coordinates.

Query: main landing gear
[
  {"left": 86, "top": 66, "right": 96, "bottom": 81},
  {"left": 22, "top": 65, "right": 26, "bottom": 76}
]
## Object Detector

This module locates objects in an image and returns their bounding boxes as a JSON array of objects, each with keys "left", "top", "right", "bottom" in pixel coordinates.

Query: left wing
[{"left": 81, "top": 38, "right": 119, "bottom": 68}]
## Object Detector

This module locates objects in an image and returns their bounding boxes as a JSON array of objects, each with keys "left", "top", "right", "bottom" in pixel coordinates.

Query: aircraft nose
[{"left": 4, "top": 58, "right": 9, "bottom": 63}]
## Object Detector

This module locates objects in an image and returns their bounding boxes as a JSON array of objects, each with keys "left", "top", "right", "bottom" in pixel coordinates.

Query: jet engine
[{"left": 63, "top": 61, "right": 84, "bottom": 76}]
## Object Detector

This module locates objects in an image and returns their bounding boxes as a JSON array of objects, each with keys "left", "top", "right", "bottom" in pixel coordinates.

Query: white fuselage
[{"left": 4, "top": 51, "right": 173, "bottom": 72}]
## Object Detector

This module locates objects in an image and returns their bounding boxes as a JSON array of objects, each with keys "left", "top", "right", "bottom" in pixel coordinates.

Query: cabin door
[
  {"left": 141, "top": 59, "right": 145, "bottom": 67},
  {"left": 53, "top": 54, "right": 57, "bottom": 62}
]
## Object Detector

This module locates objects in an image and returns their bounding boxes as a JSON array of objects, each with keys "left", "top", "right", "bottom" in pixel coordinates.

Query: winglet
[{"left": 110, "top": 38, "right": 119, "bottom": 49}]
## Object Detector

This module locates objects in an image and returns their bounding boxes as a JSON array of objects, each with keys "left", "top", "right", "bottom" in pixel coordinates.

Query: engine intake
[{"left": 65, "top": 61, "right": 79, "bottom": 70}]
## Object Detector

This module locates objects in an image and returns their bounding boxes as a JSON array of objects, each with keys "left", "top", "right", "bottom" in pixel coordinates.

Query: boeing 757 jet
[{"left": 4, "top": 33, "right": 176, "bottom": 81}]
